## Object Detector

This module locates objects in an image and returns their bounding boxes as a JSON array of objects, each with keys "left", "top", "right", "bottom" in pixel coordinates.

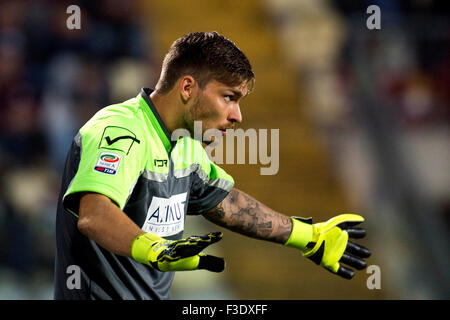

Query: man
[{"left": 54, "top": 31, "right": 370, "bottom": 299}]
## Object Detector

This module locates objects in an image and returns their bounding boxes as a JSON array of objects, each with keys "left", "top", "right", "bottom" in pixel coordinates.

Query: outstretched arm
[
  {"left": 77, "top": 192, "right": 225, "bottom": 272},
  {"left": 203, "top": 188, "right": 371, "bottom": 279},
  {"left": 203, "top": 188, "right": 293, "bottom": 244}
]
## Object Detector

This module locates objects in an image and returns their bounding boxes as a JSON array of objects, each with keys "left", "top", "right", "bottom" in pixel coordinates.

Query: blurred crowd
[
  {"left": 265, "top": 0, "right": 449, "bottom": 298},
  {"left": 334, "top": 0, "right": 449, "bottom": 128},
  {"left": 0, "top": 0, "right": 157, "bottom": 298},
  {"left": 331, "top": 1, "right": 449, "bottom": 298}
]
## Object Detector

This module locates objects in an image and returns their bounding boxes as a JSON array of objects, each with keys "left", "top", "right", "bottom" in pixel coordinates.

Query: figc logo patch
[{"left": 94, "top": 152, "right": 122, "bottom": 175}]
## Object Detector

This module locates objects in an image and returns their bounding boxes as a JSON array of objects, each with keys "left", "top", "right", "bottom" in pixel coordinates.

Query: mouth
[{"left": 218, "top": 126, "right": 234, "bottom": 136}]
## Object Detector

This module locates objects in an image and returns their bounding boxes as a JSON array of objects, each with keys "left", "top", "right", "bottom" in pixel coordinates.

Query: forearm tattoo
[{"left": 204, "top": 189, "right": 293, "bottom": 244}]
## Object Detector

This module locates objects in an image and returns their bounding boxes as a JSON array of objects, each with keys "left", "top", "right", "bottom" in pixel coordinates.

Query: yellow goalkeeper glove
[
  {"left": 131, "top": 232, "right": 225, "bottom": 272},
  {"left": 285, "top": 214, "right": 371, "bottom": 279}
]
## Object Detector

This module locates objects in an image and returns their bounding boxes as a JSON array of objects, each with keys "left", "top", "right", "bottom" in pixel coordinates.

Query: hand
[
  {"left": 131, "top": 232, "right": 225, "bottom": 272},
  {"left": 285, "top": 214, "right": 371, "bottom": 279}
]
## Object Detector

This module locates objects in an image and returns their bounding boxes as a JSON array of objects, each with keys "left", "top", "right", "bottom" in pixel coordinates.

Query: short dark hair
[{"left": 155, "top": 31, "right": 255, "bottom": 94}]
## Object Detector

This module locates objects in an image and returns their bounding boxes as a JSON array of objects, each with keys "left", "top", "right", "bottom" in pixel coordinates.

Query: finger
[
  {"left": 336, "top": 265, "right": 355, "bottom": 279},
  {"left": 346, "top": 227, "right": 366, "bottom": 239},
  {"left": 339, "top": 252, "right": 367, "bottom": 270},
  {"left": 169, "top": 241, "right": 204, "bottom": 258},
  {"left": 171, "top": 232, "right": 224, "bottom": 258},
  {"left": 187, "top": 232, "right": 223, "bottom": 246},
  {"left": 337, "top": 221, "right": 363, "bottom": 230},
  {"left": 159, "top": 239, "right": 201, "bottom": 260},
  {"left": 185, "top": 232, "right": 223, "bottom": 253},
  {"left": 346, "top": 241, "right": 371, "bottom": 258},
  {"left": 194, "top": 232, "right": 223, "bottom": 245},
  {"left": 197, "top": 254, "right": 225, "bottom": 272}
]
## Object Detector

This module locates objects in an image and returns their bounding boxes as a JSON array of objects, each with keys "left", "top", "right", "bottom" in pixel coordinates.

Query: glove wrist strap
[
  {"left": 284, "top": 217, "right": 314, "bottom": 251},
  {"left": 131, "top": 233, "right": 163, "bottom": 265}
]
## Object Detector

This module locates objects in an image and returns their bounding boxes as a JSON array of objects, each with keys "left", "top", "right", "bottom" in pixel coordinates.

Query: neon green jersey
[{"left": 54, "top": 88, "right": 234, "bottom": 300}]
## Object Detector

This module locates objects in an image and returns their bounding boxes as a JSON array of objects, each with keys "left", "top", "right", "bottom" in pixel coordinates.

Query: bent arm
[
  {"left": 77, "top": 192, "right": 144, "bottom": 257},
  {"left": 203, "top": 188, "right": 293, "bottom": 244}
]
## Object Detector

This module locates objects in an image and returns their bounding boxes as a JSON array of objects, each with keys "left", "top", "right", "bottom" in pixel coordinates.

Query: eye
[{"left": 223, "top": 94, "right": 237, "bottom": 102}]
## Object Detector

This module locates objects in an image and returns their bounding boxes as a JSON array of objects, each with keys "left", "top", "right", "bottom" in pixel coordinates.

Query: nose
[{"left": 228, "top": 103, "right": 242, "bottom": 123}]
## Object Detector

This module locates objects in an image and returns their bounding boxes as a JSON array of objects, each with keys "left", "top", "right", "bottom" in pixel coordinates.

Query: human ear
[{"left": 179, "top": 75, "right": 197, "bottom": 103}]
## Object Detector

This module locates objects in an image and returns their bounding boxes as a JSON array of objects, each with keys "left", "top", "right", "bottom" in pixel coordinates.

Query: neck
[{"left": 149, "top": 90, "right": 185, "bottom": 134}]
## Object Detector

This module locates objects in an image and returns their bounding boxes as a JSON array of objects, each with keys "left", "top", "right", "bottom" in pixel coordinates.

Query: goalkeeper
[{"left": 54, "top": 32, "right": 370, "bottom": 300}]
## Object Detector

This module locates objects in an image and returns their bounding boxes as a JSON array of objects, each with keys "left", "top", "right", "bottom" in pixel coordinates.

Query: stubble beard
[{"left": 183, "top": 96, "right": 218, "bottom": 145}]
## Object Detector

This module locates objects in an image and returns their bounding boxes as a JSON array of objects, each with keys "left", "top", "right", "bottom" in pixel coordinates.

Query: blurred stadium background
[{"left": 0, "top": 0, "right": 448, "bottom": 299}]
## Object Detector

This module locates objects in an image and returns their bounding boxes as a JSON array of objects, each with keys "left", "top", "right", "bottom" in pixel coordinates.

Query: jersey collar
[{"left": 139, "top": 88, "right": 174, "bottom": 153}]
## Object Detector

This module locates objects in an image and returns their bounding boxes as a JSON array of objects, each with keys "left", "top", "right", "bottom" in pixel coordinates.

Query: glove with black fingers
[
  {"left": 131, "top": 231, "right": 225, "bottom": 272},
  {"left": 284, "top": 214, "right": 371, "bottom": 279}
]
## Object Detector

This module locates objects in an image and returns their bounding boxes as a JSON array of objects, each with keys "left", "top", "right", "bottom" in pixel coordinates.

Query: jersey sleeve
[
  {"left": 63, "top": 114, "right": 145, "bottom": 217},
  {"left": 185, "top": 142, "right": 234, "bottom": 215}
]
